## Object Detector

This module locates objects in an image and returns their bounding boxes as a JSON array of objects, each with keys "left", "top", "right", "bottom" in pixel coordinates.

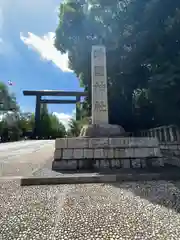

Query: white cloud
[
  {"left": 20, "top": 32, "right": 72, "bottom": 72},
  {"left": 53, "top": 111, "right": 75, "bottom": 130}
]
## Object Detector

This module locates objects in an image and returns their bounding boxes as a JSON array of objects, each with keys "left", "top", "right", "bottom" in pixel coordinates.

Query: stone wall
[
  {"left": 138, "top": 125, "right": 180, "bottom": 167},
  {"left": 52, "top": 137, "right": 163, "bottom": 171}
]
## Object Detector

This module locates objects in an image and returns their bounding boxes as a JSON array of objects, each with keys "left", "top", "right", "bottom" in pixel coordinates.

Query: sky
[{"left": 0, "top": 0, "right": 83, "bottom": 128}]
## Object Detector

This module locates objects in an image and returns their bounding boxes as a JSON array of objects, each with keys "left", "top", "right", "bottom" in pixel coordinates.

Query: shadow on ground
[
  {"left": 53, "top": 164, "right": 180, "bottom": 213},
  {"left": 33, "top": 160, "right": 180, "bottom": 213},
  {"left": 111, "top": 178, "right": 180, "bottom": 214}
]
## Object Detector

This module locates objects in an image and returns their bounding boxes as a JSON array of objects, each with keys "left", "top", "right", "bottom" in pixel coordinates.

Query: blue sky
[{"left": 0, "top": 0, "right": 83, "bottom": 127}]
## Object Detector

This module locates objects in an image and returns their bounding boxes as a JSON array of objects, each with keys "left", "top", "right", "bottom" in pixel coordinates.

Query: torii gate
[{"left": 23, "top": 90, "right": 88, "bottom": 137}]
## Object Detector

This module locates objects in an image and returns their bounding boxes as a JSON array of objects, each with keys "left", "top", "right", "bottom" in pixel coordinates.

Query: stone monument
[
  {"left": 52, "top": 46, "right": 164, "bottom": 171},
  {"left": 80, "top": 45, "right": 125, "bottom": 137}
]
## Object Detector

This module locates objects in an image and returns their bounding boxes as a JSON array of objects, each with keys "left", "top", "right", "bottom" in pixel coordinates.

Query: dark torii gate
[{"left": 23, "top": 90, "right": 88, "bottom": 137}]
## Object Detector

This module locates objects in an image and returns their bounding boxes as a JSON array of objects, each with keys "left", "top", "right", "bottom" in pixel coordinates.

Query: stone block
[
  {"left": 52, "top": 160, "right": 77, "bottom": 170},
  {"left": 153, "top": 148, "right": 162, "bottom": 157},
  {"left": 84, "top": 149, "right": 94, "bottom": 158},
  {"left": 54, "top": 149, "right": 62, "bottom": 159},
  {"left": 128, "top": 137, "right": 159, "bottom": 147},
  {"left": 159, "top": 158, "right": 164, "bottom": 166},
  {"left": 174, "top": 150, "right": 180, "bottom": 155},
  {"left": 103, "top": 149, "right": 114, "bottom": 158},
  {"left": 174, "top": 159, "right": 180, "bottom": 167},
  {"left": 65, "top": 160, "right": 77, "bottom": 170},
  {"left": 131, "top": 159, "right": 141, "bottom": 168},
  {"left": 160, "top": 144, "right": 167, "bottom": 149},
  {"left": 67, "top": 138, "right": 88, "bottom": 148},
  {"left": 80, "top": 123, "right": 125, "bottom": 137},
  {"left": 100, "top": 159, "right": 110, "bottom": 169},
  {"left": 177, "top": 145, "right": 180, "bottom": 150},
  {"left": 145, "top": 157, "right": 164, "bottom": 168},
  {"left": 78, "top": 160, "right": 84, "bottom": 169},
  {"left": 115, "top": 159, "right": 121, "bottom": 168},
  {"left": 73, "top": 149, "right": 84, "bottom": 159},
  {"left": 94, "top": 160, "right": 100, "bottom": 169},
  {"left": 151, "top": 158, "right": 163, "bottom": 167},
  {"left": 94, "top": 149, "right": 105, "bottom": 159},
  {"left": 122, "top": 159, "right": 130, "bottom": 168},
  {"left": 62, "top": 149, "right": 73, "bottom": 159},
  {"left": 89, "top": 138, "right": 109, "bottom": 148},
  {"left": 109, "top": 137, "right": 159, "bottom": 148},
  {"left": 124, "top": 148, "right": 134, "bottom": 158},
  {"left": 109, "top": 138, "right": 127, "bottom": 148},
  {"left": 141, "top": 159, "right": 147, "bottom": 168},
  {"left": 111, "top": 159, "right": 117, "bottom": 168},
  {"left": 169, "top": 144, "right": 178, "bottom": 150},
  {"left": 114, "top": 149, "right": 126, "bottom": 158},
  {"left": 134, "top": 148, "right": 152, "bottom": 158},
  {"left": 55, "top": 138, "right": 67, "bottom": 149},
  {"left": 163, "top": 145, "right": 169, "bottom": 150}
]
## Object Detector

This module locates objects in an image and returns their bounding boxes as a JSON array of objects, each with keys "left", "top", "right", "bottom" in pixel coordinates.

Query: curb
[
  {"left": 21, "top": 172, "right": 180, "bottom": 186},
  {"left": 21, "top": 175, "right": 116, "bottom": 186}
]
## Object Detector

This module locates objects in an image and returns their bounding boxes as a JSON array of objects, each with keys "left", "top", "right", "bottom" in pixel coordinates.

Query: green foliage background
[{"left": 54, "top": 0, "right": 180, "bottom": 132}]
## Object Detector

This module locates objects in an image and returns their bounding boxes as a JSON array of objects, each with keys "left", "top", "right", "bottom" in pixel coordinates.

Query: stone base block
[
  {"left": 55, "top": 137, "right": 159, "bottom": 149},
  {"left": 79, "top": 123, "right": 125, "bottom": 137},
  {"left": 53, "top": 137, "right": 164, "bottom": 171}
]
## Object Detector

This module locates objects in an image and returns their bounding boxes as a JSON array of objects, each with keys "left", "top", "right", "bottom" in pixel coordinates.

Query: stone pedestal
[
  {"left": 79, "top": 123, "right": 126, "bottom": 137},
  {"left": 52, "top": 137, "right": 164, "bottom": 171},
  {"left": 52, "top": 45, "right": 164, "bottom": 172}
]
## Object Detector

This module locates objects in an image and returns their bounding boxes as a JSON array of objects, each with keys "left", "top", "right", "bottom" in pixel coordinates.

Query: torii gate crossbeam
[{"left": 23, "top": 90, "right": 88, "bottom": 138}]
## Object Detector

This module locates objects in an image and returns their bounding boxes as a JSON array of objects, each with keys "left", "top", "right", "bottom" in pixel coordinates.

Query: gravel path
[{"left": 1, "top": 180, "right": 180, "bottom": 239}]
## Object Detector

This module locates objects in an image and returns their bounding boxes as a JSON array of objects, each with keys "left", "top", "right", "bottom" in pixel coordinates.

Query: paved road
[{"left": 0, "top": 140, "right": 55, "bottom": 177}]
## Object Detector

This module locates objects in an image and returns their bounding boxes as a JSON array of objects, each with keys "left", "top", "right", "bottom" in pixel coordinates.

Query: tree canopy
[
  {"left": 55, "top": 0, "right": 180, "bottom": 132},
  {"left": 0, "top": 82, "right": 66, "bottom": 141}
]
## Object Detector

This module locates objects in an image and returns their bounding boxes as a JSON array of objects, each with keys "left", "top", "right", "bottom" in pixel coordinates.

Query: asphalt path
[
  {"left": 0, "top": 140, "right": 54, "bottom": 161},
  {"left": 0, "top": 140, "right": 55, "bottom": 177}
]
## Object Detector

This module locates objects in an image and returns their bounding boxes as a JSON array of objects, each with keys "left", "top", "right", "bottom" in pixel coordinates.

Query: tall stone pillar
[
  {"left": 91, "top": 45, "right": 108, "bottom": 124},
  {"left": 79, "top": 45, "right": 125, "bottom": 137}
]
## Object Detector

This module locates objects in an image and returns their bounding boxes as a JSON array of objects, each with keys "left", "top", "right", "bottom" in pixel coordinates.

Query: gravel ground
[{"left": 1, "top": 180, "right": 180, "bottom": 239}]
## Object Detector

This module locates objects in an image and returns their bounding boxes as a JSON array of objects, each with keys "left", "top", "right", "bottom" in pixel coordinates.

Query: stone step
[{"left": 21, "top": 171, "right": 180, "bottom": 186}]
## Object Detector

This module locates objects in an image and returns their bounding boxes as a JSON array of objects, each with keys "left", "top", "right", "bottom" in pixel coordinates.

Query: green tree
[
  {"left": 18, "top": 112, "right": 34, "bottom": 137},
  {"left": 0, "top": 82, "right": 22, "bottom": 141},
  {"left": 67, "top": 118, "right": 81, "bottom": 137},
  {"left": 55, "top": 0, "right": 180, "bottom": 131},
  {"left": 0, "top": 82, "right": 19, "bottom": 111},
  {"left": 39, "top": 103, "right": 66, "bottom": 138},
  {"left": 49, "top": 114, "right": 66, "bottom": 138}
]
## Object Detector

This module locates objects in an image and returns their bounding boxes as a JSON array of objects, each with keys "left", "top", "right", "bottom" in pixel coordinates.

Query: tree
[
  {"left": 67, "top": 115, "right": 89, "bottom": 137},
  {"left": 55, "top": 0, "right": 180, "bottom": 131},
  {"left": 0, "top": 82, "right": 19, "bottom": 111},
  {"left": 0, "top": 82, "right": 66, "bottom": 141},
  {"left": 17, "top": 112, "right": 34, "bottom": 137},
  {"left": 49, "top": 114, "right": 66, "bottom": 138},
  {"left": 67, "top": 118, "right": 81, "bottom": 137},
  {"left": 0, "top": 82, "right": 22, "bottom": 141},
  {"left": 38, "top": 103, "right": 66, "bottom": 139}
]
